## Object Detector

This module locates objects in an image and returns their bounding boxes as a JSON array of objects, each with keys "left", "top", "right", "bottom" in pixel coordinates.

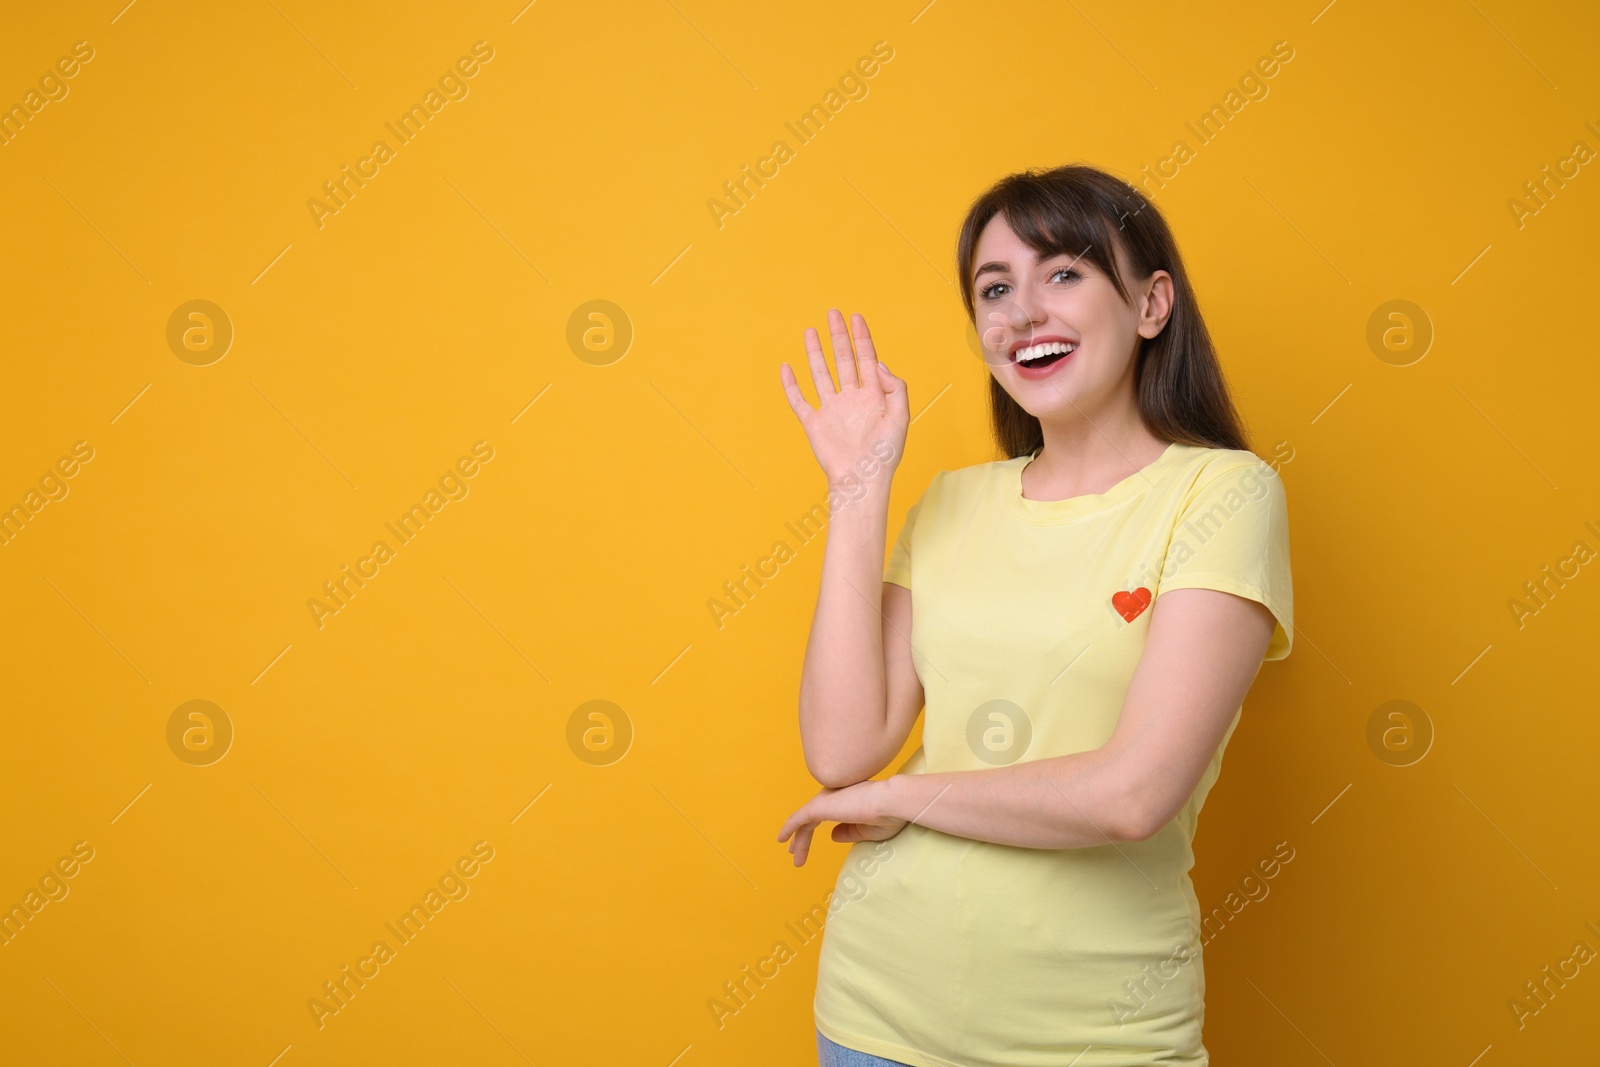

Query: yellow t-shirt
[{"left": 813, "top": 441, "right": 1293, "bottom": 1067}]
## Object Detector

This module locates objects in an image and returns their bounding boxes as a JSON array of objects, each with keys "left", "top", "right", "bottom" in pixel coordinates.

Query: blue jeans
[{"left": 817, "top": 1027, "right": 915, "bottom": 1066}]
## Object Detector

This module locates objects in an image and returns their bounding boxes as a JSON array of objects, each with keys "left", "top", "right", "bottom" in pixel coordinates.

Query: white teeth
[{"left": 1015, "top": 341, "right": 1077, "bottom": 363}]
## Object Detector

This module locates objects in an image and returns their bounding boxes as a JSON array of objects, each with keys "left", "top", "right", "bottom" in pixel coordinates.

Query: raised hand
[{"left": 779, "top": 309, "right": 909, "bottom": 487}]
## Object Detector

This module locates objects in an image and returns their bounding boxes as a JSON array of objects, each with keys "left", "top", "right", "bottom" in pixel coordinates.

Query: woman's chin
[{"left": 1007, "top": 383, "right": 1082, "bottom": 418}]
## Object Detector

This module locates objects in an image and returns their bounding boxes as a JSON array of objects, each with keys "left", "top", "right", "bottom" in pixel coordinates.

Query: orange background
[{"left": 2, "top": 1, "right": 1598, "bottom": 1064}]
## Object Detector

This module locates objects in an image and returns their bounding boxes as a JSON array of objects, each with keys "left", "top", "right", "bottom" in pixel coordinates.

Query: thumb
[{"left": 876, "top": 361, "right": 908, "bottom": 408}]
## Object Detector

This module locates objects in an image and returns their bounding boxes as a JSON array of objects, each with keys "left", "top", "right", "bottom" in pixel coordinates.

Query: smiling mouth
[{"left": 1011, "top": 340, "right": 1077, "bottom": 368}]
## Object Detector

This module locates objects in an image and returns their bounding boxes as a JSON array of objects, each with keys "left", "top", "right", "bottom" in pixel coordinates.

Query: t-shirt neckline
[{"left": 1005, "top": 441, "right": 1186, "bottom": 525}]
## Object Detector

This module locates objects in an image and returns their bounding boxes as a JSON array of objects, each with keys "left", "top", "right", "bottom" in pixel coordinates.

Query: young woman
[{"left": 775, "top": 164, "right": 1293, "bottom": 1067}]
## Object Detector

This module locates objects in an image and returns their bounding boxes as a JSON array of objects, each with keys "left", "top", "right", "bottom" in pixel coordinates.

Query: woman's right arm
[{"left": 779, "top": 310, "right": 922, "bottom": 788}]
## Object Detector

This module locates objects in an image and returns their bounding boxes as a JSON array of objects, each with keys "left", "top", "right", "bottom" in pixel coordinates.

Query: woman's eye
[{"left": 978, "top": 268, "right": 1078, "bottom": 300}]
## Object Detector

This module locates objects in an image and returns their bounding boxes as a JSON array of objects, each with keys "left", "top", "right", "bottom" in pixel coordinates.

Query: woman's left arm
[{"left": 777, "top": 586, "right": 1277, "bottom": 865}]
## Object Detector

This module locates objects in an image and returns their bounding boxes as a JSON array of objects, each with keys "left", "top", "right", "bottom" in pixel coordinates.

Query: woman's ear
[{"left": 1137, "top": 270, "right": 1176, "bottom": 339}]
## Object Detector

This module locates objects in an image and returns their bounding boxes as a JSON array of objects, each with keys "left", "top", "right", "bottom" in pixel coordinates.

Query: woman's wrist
[
  {"left": 826, "top": 468, "right": 895, "bottom": 506},
  {"left": 824, "top": 442, "right": 901, "bottom": 497},
  {"left": 878, "top": 772, "right": 918, "bottom": 823}
]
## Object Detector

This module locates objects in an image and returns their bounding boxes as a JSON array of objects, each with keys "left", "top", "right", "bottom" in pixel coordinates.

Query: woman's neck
[{"left": 1022, "top": 415, "right": 1170, "bottom": 501}]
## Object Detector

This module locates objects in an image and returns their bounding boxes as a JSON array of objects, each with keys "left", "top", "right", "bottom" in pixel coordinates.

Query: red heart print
[{"left": 1112, "top": 587, "right": 1152, "bottom": 622}]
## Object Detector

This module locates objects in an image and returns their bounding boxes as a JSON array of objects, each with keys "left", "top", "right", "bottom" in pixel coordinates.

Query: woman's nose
[{"left": 1004, "top": 292, "right": 1042, "bottom": 332}]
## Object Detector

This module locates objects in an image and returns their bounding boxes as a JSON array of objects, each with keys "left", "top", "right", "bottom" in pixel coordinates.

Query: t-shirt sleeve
[
  {"left": 883, "top": 482, "right": 931, "bottom": 590},
  {"left": 1158, "top": 459, "right": 1294, "bottom": 660}
]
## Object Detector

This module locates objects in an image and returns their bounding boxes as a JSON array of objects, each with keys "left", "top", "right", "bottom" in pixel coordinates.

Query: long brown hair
[{"left": 955, "top": 163, "right": 1251, "bottom": 458}]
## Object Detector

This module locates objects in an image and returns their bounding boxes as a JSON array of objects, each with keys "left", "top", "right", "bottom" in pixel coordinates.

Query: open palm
[{"left": 779, "top": 309, "right": 909, "bottom": 485}]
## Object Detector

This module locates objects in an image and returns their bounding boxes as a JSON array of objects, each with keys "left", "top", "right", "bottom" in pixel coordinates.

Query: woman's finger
[
  {"left": 777, "top": 805, "right": 806, "bottom": 842},
  {"left": 777, "top": 363, "right": 814, "bottom": 425},
  {"left": 875, "top": 359, "right": 908, "bottom": 428},
  {"left": 850, "top": 314, "right": 883, "bottom": 395},
  {"left": 802, "top": 326, "right": 836, "bottom": 400},
  {"left": 828, "top": 308, "right": 859, "bottom": 390},
  {"left": 793, "top": 821, "right": 818, "bottom": 865}
]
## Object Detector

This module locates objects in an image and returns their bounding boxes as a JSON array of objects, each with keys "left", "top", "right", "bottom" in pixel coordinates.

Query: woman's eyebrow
[{"left": 974, "top": 253, "right": 1085, "bottom": 283}]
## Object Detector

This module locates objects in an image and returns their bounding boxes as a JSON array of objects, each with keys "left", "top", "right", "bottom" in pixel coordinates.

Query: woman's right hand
[{"left": 779, "top": 309, "right": 909, "bottom": 488}]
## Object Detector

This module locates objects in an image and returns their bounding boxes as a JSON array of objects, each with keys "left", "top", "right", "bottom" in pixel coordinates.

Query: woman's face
[{"left": 969, "top": 213, "right": 1171, "bottom": 425}]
